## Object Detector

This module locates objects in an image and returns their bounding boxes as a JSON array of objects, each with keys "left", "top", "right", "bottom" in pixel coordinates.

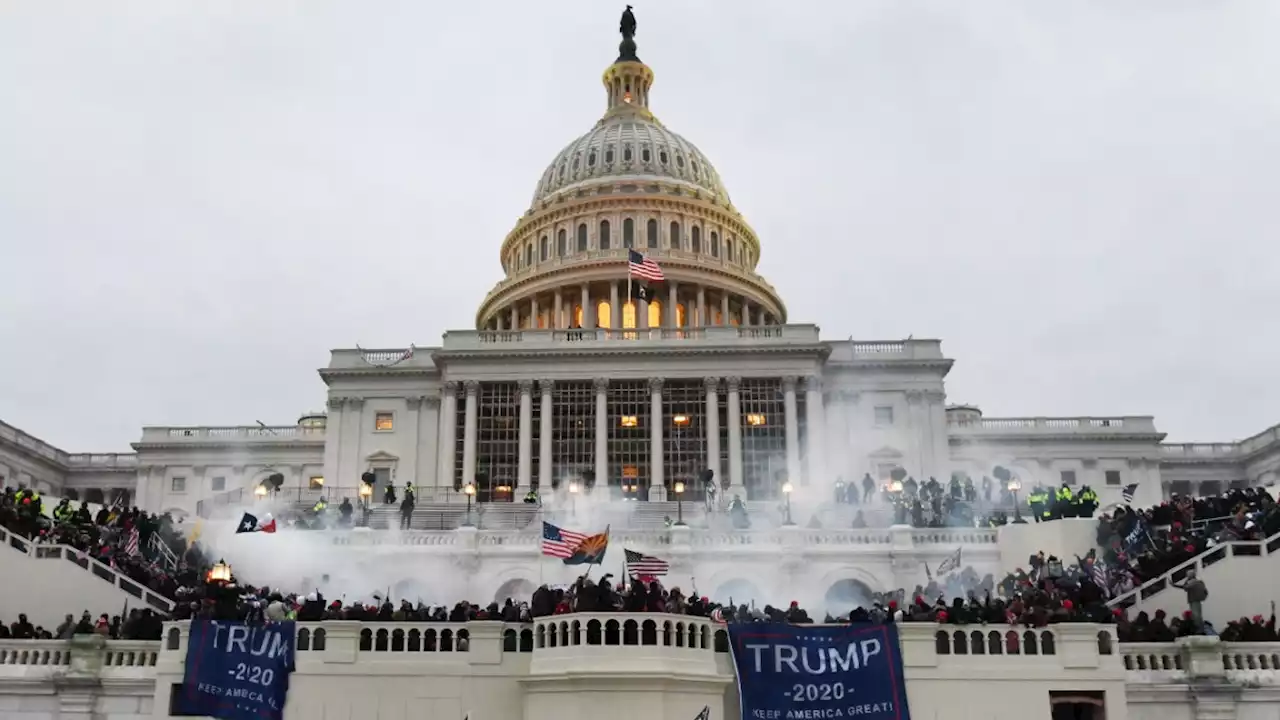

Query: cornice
[
  {"left": 130, "top": 439, "right": 326, "bottom": 452},
  {"left": 949, "top": 434, "right": 1168, "bottom": 447}
]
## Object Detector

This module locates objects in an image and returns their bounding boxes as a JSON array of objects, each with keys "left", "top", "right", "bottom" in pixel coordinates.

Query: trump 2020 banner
[
  {"left": 177, "top": 620, "right": 296, "bottom": 720},
  {"left": 728, "top": 623, "right": 910, "bottom": 720}
]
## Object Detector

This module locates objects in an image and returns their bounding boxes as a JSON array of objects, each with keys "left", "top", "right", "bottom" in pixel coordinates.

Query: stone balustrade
[
  {"left": 947, "top": 415, "right": 1158, "bottom": 434},
  {"left": 322, "top": 524, "right": 998, "bottom": 553},
  {"left": 138, "top": 425, "right": 327, "bottom": 444}
]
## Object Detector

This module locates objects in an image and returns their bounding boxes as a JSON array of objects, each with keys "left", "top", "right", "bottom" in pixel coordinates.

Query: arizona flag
[
  {"left": 236, "top": 512, "right": 277, "bottom": 534},
  {"left": 563, "top": 527, "right": 609, "bottom": 566}
]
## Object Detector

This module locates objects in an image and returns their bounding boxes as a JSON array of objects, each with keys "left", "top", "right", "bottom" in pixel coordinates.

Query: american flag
[
  {"left": 1090, "top": 559, "right": 1109, "bottom": 597},
  {"left": 936, "top": 547, "right": 962, "bottom": 576},
  {"left": 123, "top": 527, "right": 140, "bottom": 557},
  {"left": 625, "top": 548, "right": 670, "bottom": 580},
  {"left": 542, "top": 522, "right": 588, "bottom": 559},
  {"left": 628, "top": 249, "right": 665, "bottom": 282},
  {"left": 1121, "top": 483, "right": 1139, "bottom": 505}
]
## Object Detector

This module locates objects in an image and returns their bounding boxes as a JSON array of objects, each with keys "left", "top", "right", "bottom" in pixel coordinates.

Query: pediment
[
  {"left": 365, "top": 450, "right": 400, "bottom": 462},
  {"left": 867, "top": 445, "right": 903, "bottom": 459}
]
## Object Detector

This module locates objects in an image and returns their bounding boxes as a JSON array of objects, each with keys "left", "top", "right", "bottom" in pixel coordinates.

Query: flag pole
[{"left": 626, "top": 259, "right": 632, "bottom": 327}]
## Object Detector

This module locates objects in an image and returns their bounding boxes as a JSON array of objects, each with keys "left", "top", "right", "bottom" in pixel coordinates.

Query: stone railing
[
  {"left": 66, "top": 452, "right": 138, "bottom": 470},
  {"left": 1160, "top": 423, "right": 1280, "bottom": 461},
  {"left": 0, "top": 636, "right": 159, "bottom": 679},
  {"left": 1123, "top": 636, "right": 1280, "bottom": 685},
  {"left": 1108, "top": 528, "right": 1280, "bottom": 610},
  {"left": 436, "top": 324, "right": 821, "bottom": 352},
  {"left": 0, "top": 419, "right": 69, "bottom": 466},
  {"left": 947, "top": 415, "right": 1158, "bottom": 434},
  {"left": 139, "top": 425, "right": 327, "bottom": 443},
  {"left": 0, "top": 524, "right": 175, "bottom": 613},
  {"left": 321, "top": 525, "right": 998, "bottom": 552}
]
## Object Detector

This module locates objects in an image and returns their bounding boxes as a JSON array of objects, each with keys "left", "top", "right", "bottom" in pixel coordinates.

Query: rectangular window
[
  {"left": 211, "top": 476, "right": 226, "bottom": 492},
  {"left": 1104, "top": 470, "right": 1121, "bottom": 486},
  {"left": 309, "top": 476, "right": 325, "bottom": 489},
  {"left": 171, "top": 477, "right": 186, "bottom": 493},
  {"left": 874, "top": 406, "right": 894, "bottom": 426},
  {"left": 374, "top": 412, "right": 394, "bottom": 431},
  {"left": 1059, "top": 470, "right": 1076, "bottom": 486}
]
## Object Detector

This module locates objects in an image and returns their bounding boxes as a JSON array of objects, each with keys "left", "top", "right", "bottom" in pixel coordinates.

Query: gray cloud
[{"left": 1, "top": 0, "right": 1277, "bottom": 450}]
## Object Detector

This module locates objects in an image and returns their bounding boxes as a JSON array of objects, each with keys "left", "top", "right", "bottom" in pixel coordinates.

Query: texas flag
[{"left": 235, "top": 512, "right": 277, "bottom": 534}]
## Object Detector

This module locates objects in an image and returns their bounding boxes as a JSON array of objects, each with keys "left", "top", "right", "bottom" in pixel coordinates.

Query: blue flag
[
  {"left": 178, "top": 620, "right": 295, "bottom": 720},
  {"left": 728, "top": 623, "right": 910, "bottom": 720}
]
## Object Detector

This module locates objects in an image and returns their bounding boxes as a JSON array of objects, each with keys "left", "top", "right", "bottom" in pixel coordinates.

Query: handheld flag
[
  {"left": 935, "top": 547, "right": 962, "bottom": 576},
  {"left": 624, "top": 548, "right": 670, "bottom": 582},
  {"left": 1121, "top": 483, "right": 1139, "bottom": 505},
  {"left": 542, "top": 522, "right": 589, "bottom": 559},
  {"left": 564, "top": 527, "right": 610, "bottom": 566},
  {"left": 694, "top": 706, "right": 710, "bottom": 720},
  {"left": 236, "top": 512, "right": 277, "bottom": 534}
]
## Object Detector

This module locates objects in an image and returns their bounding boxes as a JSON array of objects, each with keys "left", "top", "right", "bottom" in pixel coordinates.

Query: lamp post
[
  {"left": 568, "top": 479, "right": 579, "bottom": 517},
  {"left": 206, "top": 559, "right": 232, "bottom": 586},
  {"left": 887, "top": 480, "right": 905, "bottom": 524},
  {"left": 1008, "top": 478, "right": 1026, "bottom": 523},
  {"left": 254, "top": 484, "right": 268, "bottom": 501},
  {"left": 462, "top": 482, "right": 476, "bottom": 526},
  {"left": 781, "top": 480, "right": 794, "bottom": 525},
  {"left": 673, "top": 480, "right": 686, "bottom": 526},
  {"left": 358, "top": 483, "right": 373, "bottom": 526}
]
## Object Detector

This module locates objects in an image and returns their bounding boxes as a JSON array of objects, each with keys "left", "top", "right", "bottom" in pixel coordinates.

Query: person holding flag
[{"left": 236, "top": 512, "right": 277, "bottom": 534}]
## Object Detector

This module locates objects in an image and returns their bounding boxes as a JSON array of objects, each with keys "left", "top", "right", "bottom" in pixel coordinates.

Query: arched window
[
  {"left": 710, "top": 231, "right": 720, "bottom": 257},
  {"left": 623, "top": 218, "right": 635, "bottom": 248},
  {"left": 577, "top": 224, "right": 588, "bottom": 252},
  {"left": 539, "top": 235, "right": 548, "bottom": 261},
  {"left": 647, "top": 299, "right": 662, "bottom": 327},
  {"left": 691, "top": 226, "right": 702, "bottom": 253},
  {"left": 573, "top": 305, "right": 583, "bottom": 328},
  {"left": 727, "top": 238, "right": 735, "bottom": 262},
  {"left": 676, "top": 303, "right": 686, "bottom": 327},
  {"left": 557, "top": 229, "right": 567, "bottom": 256},
  {"left": 622, "top": 301, "right": 637, "bottom": 328},
  {"left": 669, "top": 221, "right": 680, "bottom": 249},
  {"left": 599, "top": 220, "right": 611, "bottom": 250},
  {"left": 624, "top": 146, "right": 633, "bottom": 163},
  {"left": 525, "top": 244, "right": 533, "bottom": 266},
  {"left": 596, "top": 300, "right": 611, "bottom": 328},
  {"left": 646, "top": 219, "right": 658, "bottom": 248}
]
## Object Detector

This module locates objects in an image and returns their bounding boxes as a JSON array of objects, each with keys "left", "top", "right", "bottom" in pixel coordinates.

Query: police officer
[
  {"left": 1056, "top": 483, "right": 1074, "bottom": 519},
  {"left": 1028, "top": 486, "right": 1047, "bottom": 523}
]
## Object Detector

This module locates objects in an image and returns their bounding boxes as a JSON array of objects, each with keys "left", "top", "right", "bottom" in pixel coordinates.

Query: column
[
  {"left": 553, "top": 290, "right": 563, "bottom": 329},
  {"left": 649, "top": 378, "right": 665, "bottom": 501},
  {"left": 509, "top": 305, "right": 518, "bottom": 330},
  {"left": 720, "top": 293, "right": 730, "bottom": 326},
  {"left": 495, "top": 315, "right": 504, "bottom": 331},
  {"left": 696, "top": 286, "right": 706, "bottom": 327},
  {"left": 704, "top": 377, "right": 721, "bottom": 484},
  {"left": 436, "top": 384, "right": 457, "bottom": 490},
  {"left": 668, "top": 282, "right": 679, "bottom": 328},
  {"left": 782, "top": 376, "right": 802, "bottom": 484},
  {"left": 610, "top": 281, "right": 620, "bottom": 329},
  {"left": 322, "top": 396, "right": 343, "bottom": 490},
  {"left": 593, "top": 378, "right": 608, "bottom": 491},
  {"left": 741, "top": 299, "right": 751, "bottom": 326},
  {"left": 804, "top": 376, "right": 825, "bottom": 486},
  {"left": 538, "top": 379, "right": 554, "bottom": 490},
  {"left": 726, "top": 376, "right": 744, "bottom": 495},
  {"left": 530, "top": 297, "right": 540, "bottom": 329},
  {"left": 461, "top": 381, "right": 479, "bottom": 487},
  {"left": 638, "top": 296, "right": 649, "bottom": 330},
  {"left": 403, "top": 396, "right": 422, "bottom": 485},
  {"left": 580, "top": 285, "right": 594, "bottom": 329},
  {"left": 517, "top": 380, "right": 533, "bottom": 490}
]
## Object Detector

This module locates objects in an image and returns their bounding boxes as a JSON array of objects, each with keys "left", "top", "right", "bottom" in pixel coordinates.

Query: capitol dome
[
  {"left": 530, "top": 118, "right": 731, "bottom": 207},
  {"left": 476, "top": 10, "right": 785, "bottom": 332}
]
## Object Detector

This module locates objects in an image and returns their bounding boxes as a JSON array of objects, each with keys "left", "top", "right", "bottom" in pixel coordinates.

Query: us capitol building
[{"left": 1, "top": 10, "right": 1279, "bottom": 720}]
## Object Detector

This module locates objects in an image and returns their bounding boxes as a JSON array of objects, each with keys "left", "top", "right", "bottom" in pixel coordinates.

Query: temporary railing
[{"left": 0, "top": 524, "right": 175, "bottom": 613}]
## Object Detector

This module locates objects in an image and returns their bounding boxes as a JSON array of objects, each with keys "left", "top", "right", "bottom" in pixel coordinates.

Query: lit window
[
  {"left": 648, "top": 299, "right": 662, "bottom": 327},
  {"left": 672, "top": 415, "right": 691, "bottom": 426},
  {"left": 745, "top": 413, "right": 766, "bottom": 427},
  {"left": 309, "top": 476, "right": 325, "bottom": 489},
  {"left": 171, "top": 477, "right": 186, "bottom": 493},
  {"left": 375, "top": 412, "right": 394, "bottom": 431},
  {"left": 620, "top": 415, "right": 639, "bottom": 428},
  {"left": 874, "top": 406, "right": 894, "bottom": 425},
  {"left": 596, "top": 300, "right": 612, "bottom": 328},
  {"left": 211, "top": 476, "right": 226, "bottom": 492}
]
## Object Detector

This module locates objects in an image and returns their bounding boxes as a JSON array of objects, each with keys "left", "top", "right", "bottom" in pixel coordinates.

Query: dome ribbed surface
[{"left": 531, "top": 118, "right": 729, "bottom": 205}]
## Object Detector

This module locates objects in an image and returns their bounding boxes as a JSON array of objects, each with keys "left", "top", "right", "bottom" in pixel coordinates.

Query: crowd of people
[{"left": 0, "top": 608, "right": 167, "bottom": 641}]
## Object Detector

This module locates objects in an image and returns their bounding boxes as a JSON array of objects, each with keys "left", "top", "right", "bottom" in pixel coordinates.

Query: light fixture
[
  {"left": 1007, "top": 478, "right": 1022, "bottom": 493},
  {"left": 672, "top": 414, "right": 690, "bottom": 426},
  {"left": 889, "top": 480, "right": 903, "bottom": 493},
  {"left": 496, "top": 483, "right": 512, "bottom": 493},
  {"left": 254, "top": 484, "right": 267, "bottom": 498},
  {"left": 781, "top": 481, "right": 793, "bottom": 495},
  {"left": 623, "top": 91, "right": 633, "bottom": 103},
  {"left": 463, "top": 482, "right": 476, "bottom": 496},
  {"left": 568, "top": 480, "right": 580, "bottom": 494},
  {"left": 206, "top": 560, "right": 232, "bottom": 585},
  {"left": 621, "top": 415, "right": 638, "bottom": 428},
  {"left": 746, "top": 413, "right": 766, "bottom": 426},
  {"left": 358, "top": 484, "right": 372, "bottom": 499},
  {"left": 674, "top": 480, "right": 685, "bottom": 495}
]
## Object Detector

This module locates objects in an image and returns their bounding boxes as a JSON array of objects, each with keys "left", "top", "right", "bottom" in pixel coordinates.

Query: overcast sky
[{"left": 2, "top": 0, "right": 1277, "bottom": 452}]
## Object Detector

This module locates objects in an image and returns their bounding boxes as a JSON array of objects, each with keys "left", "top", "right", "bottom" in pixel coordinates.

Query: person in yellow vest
[
  {"left": 1027, "top": 487, "right": 1047, "bottom": 522},
  {"left": 1055, "top": 483, "right": 1074, "bottom": 519},
  {"left": 1076, "top": 485, "right": 1099, "bottom": 518}
]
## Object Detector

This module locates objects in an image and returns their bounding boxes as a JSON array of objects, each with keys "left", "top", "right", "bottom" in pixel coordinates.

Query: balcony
[
  {"left": 137, "top": 425, "right": 326, "bottom": 445},
  {"left": 438, "top": 324, "right": 822, "bottom": 352}
]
